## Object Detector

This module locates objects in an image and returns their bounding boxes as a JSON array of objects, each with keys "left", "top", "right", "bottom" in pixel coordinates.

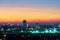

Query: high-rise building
[
  {"left": 22, "top": 20, "right": 28, "bottom": 27},
  {"left": 34, "top": 23, "right": 40, "bottom": 30},
  {"left": 58, "top": 23, "right": 60, "bottom": 28}
]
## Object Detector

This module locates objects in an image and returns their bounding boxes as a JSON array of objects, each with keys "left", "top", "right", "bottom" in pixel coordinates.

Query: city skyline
[{"left": 0, "top": 0, "right": 60, "bottom": 23}]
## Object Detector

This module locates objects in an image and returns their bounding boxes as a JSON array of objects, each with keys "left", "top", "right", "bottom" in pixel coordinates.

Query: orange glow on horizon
[{"left": 0, "top": 5, "right": 60, "bottom": 23}]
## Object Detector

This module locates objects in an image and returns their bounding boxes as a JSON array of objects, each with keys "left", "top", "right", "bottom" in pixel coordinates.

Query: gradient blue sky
[
  {"left": 0, "top": 0, "right": 60, "bottom": 5},
  {"left": 0, "top": 0, "right": 60, "bottom": 23}
]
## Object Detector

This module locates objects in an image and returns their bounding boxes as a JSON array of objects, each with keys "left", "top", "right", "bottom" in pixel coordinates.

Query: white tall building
[
  {"left": 58, "top": 24, "right": 60, "bottom": 28},
  {"left": 35, "top": 23, "right": 40, "bottom": 29}
]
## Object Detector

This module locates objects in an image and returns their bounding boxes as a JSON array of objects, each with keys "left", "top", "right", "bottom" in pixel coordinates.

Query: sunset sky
[{"left": 0, "top": 0, "right": 60, "bottom": 23}]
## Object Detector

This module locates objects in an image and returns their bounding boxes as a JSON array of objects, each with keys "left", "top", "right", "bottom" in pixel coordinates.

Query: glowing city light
[
  {"left": 54, "top": 28, "right": 56, "bottom": 32},
  {"left": 6, "top": 29, "right": 10, "bottom": 31},
  {"left": 1, "top": 28, "right": 4, "bottom": 31},
  {"left": 30, "top": 31, "right": 32, "bottom": 32},
  {"left": 45, "top": 29, "right": 49, "bottom": 33},
  {"left": 30, "top": 30, "right": 40, "bottom": 33},
  {"left": 21, "top": 29, "right": 60, "bottom": 34},
  {"left": 21, "top": 30, "right": 24, "bottom": 32},
  {"left": 49, "top": 30, "right": 54, "bottom": 33},
  {"left": 36, "top": 30, "right": 39, "bottom": 33}
]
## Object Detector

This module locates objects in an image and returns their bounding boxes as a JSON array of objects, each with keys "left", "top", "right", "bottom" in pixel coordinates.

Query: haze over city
[
  {"left": 0, "top": 0, "right": 60, "bottom": 40},
  {"left": 0, "top": 0, "right": 60, "bottom": 23}
]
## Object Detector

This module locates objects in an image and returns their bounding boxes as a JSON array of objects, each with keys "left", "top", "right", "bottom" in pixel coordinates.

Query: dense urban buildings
[{"left": 0, "top": 20, "right": 60, "bottom": 40}]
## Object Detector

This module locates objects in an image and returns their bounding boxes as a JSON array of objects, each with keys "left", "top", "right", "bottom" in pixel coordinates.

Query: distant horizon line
[
  {"left": 0, "top": 19, "right": 60, "bottom": 24},
  {"left": 0, "top": 21, "right": 60, "bottom": 24}
]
